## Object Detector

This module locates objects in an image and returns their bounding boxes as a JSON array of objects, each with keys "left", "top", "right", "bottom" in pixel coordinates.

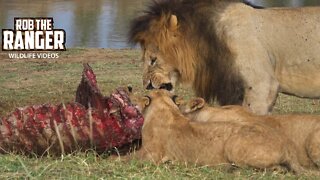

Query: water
[{"left": 0, "top": 0, "right": 319, "bottom": 49}]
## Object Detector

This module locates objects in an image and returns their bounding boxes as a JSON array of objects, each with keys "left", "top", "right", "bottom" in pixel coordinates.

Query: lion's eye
[{"left": 150, "top": 56, "right": 157, "bottom": 66}]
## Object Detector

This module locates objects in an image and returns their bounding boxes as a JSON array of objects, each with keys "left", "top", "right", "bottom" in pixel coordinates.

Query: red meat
[{"left": 0, "top": 64, "right": 144, "bottom": 155}]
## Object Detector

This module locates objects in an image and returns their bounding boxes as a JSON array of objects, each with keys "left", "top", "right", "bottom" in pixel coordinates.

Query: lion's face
[
  {"left": 130, "top": 12, "right": 197, "bottom": 92},
  {"left": 141, "top": 43, "right": 180, "bottom": 92},
  {"left": 131, "top": 14, "right": 194, "bottom": 92}
]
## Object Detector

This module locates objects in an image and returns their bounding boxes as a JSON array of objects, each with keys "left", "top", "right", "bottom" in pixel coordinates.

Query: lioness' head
[{"left": 129, "top": 1, "right": 196, "bottom": 92}]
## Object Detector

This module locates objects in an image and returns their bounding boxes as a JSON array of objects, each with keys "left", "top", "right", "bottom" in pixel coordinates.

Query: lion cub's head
[
  {"left": 175, "top": 97, "right": 254, "bottom": 123},
  {"left": 174, "top": 97, "right": 206, "bottom": 115},
  {"left": 131, "top": 89, "right": 180, "bottom": 114},
  {"left": 130, "top": 89, "right": 184, "bottom": 130},
  {"left": 174, "top": 97, "right": 228, "bottom": 123}
]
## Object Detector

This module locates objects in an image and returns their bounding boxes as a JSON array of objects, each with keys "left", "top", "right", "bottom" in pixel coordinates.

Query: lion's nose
[
  {"left": 160, "top": 83, "right": 173, "bottom": 91},
  {"left": 146, "top": 82, "right": 155, "bottom": 90},
  {"left": 127, "top": 86, "right": 133, "bottom": 93}
]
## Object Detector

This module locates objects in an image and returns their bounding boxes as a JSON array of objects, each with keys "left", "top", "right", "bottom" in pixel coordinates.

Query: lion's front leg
[
  {"left": 242, "top": 76, "right": 279, "bottom": 115},
  {"left": 231, "top": 40, "right": 280, "bottom": 115}
]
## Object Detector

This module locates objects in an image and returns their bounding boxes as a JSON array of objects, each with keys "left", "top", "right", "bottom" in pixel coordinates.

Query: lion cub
[
  {"left": 133, "top": 90, "right": 304, "bottom": 173},
  {"left": 177, "top": 97, "right": 320, "bottom": 169}
]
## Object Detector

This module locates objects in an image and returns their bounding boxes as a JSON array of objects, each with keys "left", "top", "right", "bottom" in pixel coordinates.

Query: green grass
[
  {"left": 0, "top": 49, "right": 319, "bottom": 179},
  {"left": 0, "top": 152, "right": 304, "bottom": 179}
]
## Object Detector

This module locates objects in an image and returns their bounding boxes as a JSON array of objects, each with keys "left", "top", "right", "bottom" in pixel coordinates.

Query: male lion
[
  {"left": 176, "top": 97, "right": 320, "bottom": 169},
  {"left": 129, "top": 0, "right": 320, "bottom": 115},
  {"left": 132, "top": 89, "right": 305, "bottom": 173}
]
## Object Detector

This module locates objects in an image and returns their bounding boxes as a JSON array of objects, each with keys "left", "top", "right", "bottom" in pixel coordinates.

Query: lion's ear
[
  {"left": 172, "top": 95, "right": 184, "bottom": 106},
  {"left": 127, "top": 86, "right": 133, "bottom": 93},
  {"left": 168, "top": 14, "right": 178, "bottom": 31},
  {"left": 142, "top": 96, "right": 151, "bottom": 107},
  {"left": 189, "top": 98, "right": 205, "bottom": 112}
]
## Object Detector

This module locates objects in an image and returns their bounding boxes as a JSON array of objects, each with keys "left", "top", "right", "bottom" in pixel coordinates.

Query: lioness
[
  {"left": 176, "top": 97, "right": 320, "bottom": 169},
  {"left": 129, "top": 0, "right": 320, "bottom": 115},
  {"left": 133, "top": 90, "right": 304, "bottom": 173}
]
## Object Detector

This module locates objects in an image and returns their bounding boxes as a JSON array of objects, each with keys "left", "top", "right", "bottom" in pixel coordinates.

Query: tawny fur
[
  {"left": 129, "top": 0, "right": 320, "bottom": 115},
  {"left": 132, "top": 90, "right": 305, "bottom": 173},
  {"left": 177, "top": 97, "right": 320, "bottom": 169}
]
